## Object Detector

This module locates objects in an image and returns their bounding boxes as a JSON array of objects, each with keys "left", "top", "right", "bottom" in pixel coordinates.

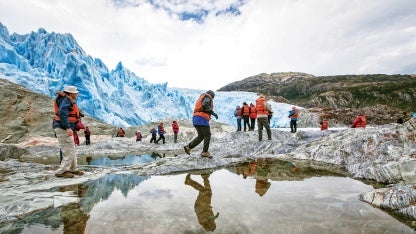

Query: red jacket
[
  {"left": 351, "top": 115, "right": 366, "bottom": 128},
  {"left": 172, "top": 122, "right": 179, "bottom": 133}
]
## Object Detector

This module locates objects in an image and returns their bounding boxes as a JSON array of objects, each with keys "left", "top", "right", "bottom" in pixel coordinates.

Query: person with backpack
[
  {"left": 234, "top": 105, "right": 242, "bottom": 131},
  {"left": 255, "top": 95, "right": 272, "bottom": 141},
  {"left": 288, "top": 106, "right": 299, "bottom": 133},
  {"left": 52, "top": 85, "right": 84, "bottom": 178},
  {"left": 249, "top": 103, "right": 257, "bottom": 130},
  {"left": 241, "top": 102, "right": 250, "bottom": 131},
  {"left": 156, "top": 122, "right": 166, "bottom": 144},
  {"left": 184, "top": 90, "right": 218, "bottom": 158},
  {"left": 172, "top": 120, "right": 179, "bottom": 143}
]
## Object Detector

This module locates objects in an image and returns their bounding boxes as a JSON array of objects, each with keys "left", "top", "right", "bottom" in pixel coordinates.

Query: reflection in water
[
  {"left": 236, "top": 158, "right": 298, "bottom": 197},
  {"left": 0, "top": 174, "right": 149, "bottom": 233},
  {"left": 185, "top": 173, "right": 219, "bottom": 232},
  {"left": 89, "top": 154, "right": 158, "bottom": 167},
  {"left": 2, "top": 159, "right": 415, "bottom": 233}
]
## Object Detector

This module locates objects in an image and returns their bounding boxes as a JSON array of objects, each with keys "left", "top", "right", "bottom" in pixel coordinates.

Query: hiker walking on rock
[
  {"left": 184, "top": 90, "right": 218, "bottom": 158},
  {"left": 52, "top": 85, "right": 84, "bottom": 178},
  {"left": 156, "top": 122, "right": 166, "bottom": 144},
  {"left": 150, "top": 128, "right": 157, "bottom": 143}
]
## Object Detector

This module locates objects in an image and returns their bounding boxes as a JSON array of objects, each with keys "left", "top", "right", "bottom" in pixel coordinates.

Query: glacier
[{"left": 0, "top": 22, "right": 308, "bottom": 128}]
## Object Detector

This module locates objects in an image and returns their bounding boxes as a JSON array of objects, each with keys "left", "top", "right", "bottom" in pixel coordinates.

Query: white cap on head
[{"left": 64, "top": 85, "right": 79, "bottom": 94}]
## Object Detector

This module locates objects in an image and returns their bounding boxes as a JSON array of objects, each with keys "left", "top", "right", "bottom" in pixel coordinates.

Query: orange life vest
[
  {"left": 242, "top": 104, "right": 250, "bottom": 116},
  {"left": 249, "top": 105, "right": 257, "bottom": 118},
  {"left": 256, "top": 97, "right": 269, "bottom": 115},
  {"left": 193, "top": 93, "right": 214, "bottom": 120},
  {"left": 290, "top": 108, "right": 299, "bottom": 119},
  {"left": 235, "top": 107, "right": 242, "bottom": 117},
  {"left": 53, "top": 95, "right": 80, "bottom": 123},
  {"left": 321, "top": 120, "right": 329, "bottom": 130},
  {"left": 172, "top": 122, "right": 179, "bottom": 132}
]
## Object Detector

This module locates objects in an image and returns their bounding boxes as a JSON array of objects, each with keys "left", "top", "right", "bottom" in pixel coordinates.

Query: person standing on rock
[
  {"left": 234, "top": 105, "right": 242, "bottom": 131},
  {"left": 184, "top": 90, "right": 218, "bottom": 158},
  {"left": 288, "top": 106, "right": 299, "bottom": 133},
  {"left": 172, "top": 120, "right": 179, "bottom": 143},
  {"left": 241, "top": 102, "right": 250, "bottom": 131},
  {"left": 84, "top": 126, "right": 91, "bottom": 145},
  {"left": 249, "top": 103, "right": 257, "bottom": 131},
  {"left": 255, "top": 95, "right": 272, "bottom": 141},
  {"left": 52, "top": 85, "right": 84, "bottom": 178}
]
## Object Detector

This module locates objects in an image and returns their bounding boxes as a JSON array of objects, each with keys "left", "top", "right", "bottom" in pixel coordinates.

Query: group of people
[
  {"left": 118, "top": 120, "right": 180, "bottom": 144},
  {"left": 52, "top": 85, "right": 412, "bottom": 180}
]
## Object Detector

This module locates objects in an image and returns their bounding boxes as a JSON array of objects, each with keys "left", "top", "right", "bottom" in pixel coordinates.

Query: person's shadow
[{"left": 185, "top": 173, "right": 219, "bottom": 232}]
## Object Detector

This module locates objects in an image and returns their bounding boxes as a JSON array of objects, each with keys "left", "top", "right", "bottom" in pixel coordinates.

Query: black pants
[
  {"left": 250, "top": 118, "right": 256, "bottom": 130},
  {"left": 242, "top": 116, "right": 250, "bottom": 131},
  {"left": 290, "top": 120, "right": 297, "bottom": 132},
  {"left": 85, "top": 136, "right": 90, "bottom": 145},
  {"left": 189, "top": 125, "right": 211, "bottom": 152},
  {"left": 156, "top": 134, "right": 165, "bottom": 143}
]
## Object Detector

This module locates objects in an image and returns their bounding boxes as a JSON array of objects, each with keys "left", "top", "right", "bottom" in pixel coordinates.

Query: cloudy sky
[{"left": 0, "top": 0, "right": 415, "bottom": 90}]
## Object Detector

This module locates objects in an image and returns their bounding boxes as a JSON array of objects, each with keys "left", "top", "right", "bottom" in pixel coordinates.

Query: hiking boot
[
  {"left": 71, "top": 170, "right": 84, "bottom": 176},
  {"left": 201, "top": 151, "right": 212, "bottom": 158},
  {"left": 184, "top": 145, "right": 191, "bottom": 155},
  {"left": 55, "top": 171, "right": 74, "bottom": 178}
]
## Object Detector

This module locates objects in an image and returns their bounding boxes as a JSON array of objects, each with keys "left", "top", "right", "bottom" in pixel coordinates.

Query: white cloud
[{"left": 0, "top": 0, "right": 415, "bottom": 90}]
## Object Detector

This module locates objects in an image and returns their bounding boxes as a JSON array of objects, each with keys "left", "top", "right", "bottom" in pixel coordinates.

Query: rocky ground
[
  {"left": 1, "top": 78, "right": 416, "bottom": 229},
  {"left": 1, "top": 118, "right": 416, "bottom": 229}
]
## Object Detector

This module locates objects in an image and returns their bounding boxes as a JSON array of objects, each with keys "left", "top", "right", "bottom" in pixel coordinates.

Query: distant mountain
[{"left": 219, "top": 72, "right": 416, "bottom": 125}]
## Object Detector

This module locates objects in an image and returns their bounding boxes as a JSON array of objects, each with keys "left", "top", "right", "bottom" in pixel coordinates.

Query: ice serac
[{"left": 0, "top": 22, "right": 315, "bottom": 128}]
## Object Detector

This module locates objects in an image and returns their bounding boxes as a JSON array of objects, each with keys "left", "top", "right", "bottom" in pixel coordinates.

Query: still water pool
[{"left": 2, "top": 158, "right": 415, "bottom": 234}]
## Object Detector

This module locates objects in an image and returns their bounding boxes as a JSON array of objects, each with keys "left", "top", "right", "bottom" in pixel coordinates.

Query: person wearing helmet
[{"left": 184, "top": 90, "right": 218, "bottom": 158}]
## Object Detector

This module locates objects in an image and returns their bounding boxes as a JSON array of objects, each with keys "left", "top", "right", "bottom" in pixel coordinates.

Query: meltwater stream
[{"left": 1, "top": 158, "right": 414, "bottom": 234}]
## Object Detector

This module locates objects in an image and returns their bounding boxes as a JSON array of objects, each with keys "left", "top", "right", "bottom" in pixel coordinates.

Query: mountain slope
[
  {"left": 219, "top": 72, "right": 416, "bottom": 125},
  {"left": 0, "top": 78, "right": 116, "bottom": 143}
]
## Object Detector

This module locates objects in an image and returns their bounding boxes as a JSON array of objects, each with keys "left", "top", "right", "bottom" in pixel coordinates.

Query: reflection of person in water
[
  {"left": 255, "top": 159, "right": 271, "bottom": 197},
  {"left": 185, "top": 173, "right": 219, "bottom": 232},
  {"left": 59, "top": 184, "right": 90, "bottom": 233}
]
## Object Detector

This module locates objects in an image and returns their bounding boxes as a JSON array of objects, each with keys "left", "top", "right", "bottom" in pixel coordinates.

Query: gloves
[{"left": 212, "top": 112, "right": 218, "bottom": 119}]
